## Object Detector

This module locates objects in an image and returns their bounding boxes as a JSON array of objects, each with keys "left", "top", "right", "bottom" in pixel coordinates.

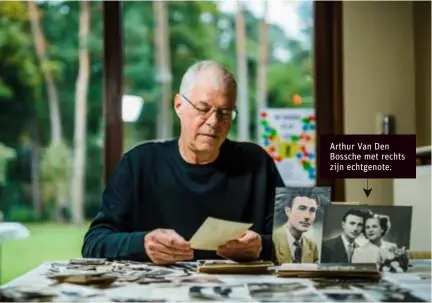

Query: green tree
[{"left": 0, "top": 0, "right": 314, "bottom": 221}]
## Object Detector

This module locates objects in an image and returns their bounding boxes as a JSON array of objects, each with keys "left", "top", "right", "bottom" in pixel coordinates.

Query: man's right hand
[{"left": 144, "top": 229, "right": 194, "bottom": 264}]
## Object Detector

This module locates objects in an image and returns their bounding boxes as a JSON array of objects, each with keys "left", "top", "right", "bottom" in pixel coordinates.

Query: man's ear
[
  {"left": 285, "top": 207, "right": 291, "bottom": 217},
  {"left": 174, "top": 94, "right": 183, "bottom": 116}
]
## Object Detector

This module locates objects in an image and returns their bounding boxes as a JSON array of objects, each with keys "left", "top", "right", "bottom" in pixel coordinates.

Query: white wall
[
  {"left": 413, "top": 1, "right": 431, "bottom": 147},
  {"left": 342, "top": 1, "right": 416, "bottom": 205}
]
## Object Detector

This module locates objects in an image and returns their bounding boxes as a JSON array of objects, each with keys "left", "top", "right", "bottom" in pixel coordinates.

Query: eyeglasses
[{"left": 179, "top": 94, "right": 237, "bottom": 121}]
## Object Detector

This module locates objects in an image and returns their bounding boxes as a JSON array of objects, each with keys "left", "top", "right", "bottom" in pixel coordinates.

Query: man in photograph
[
  {"left": 321, "top": 208, "right": 369, "bottom": 263},
  {"left": 273, "top": 191, "right": 319, "bottom": 264}
]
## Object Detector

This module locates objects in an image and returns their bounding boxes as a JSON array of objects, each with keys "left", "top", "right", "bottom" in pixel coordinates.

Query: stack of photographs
[
  {"left": 272, "top": 263, "right": 380, "bottom": 280},
  {"left": 42, "top": 258, "right": 198, "bottom": 287},
  {"left": 196, "top": 260, "right": 274, "bottom": 274}
]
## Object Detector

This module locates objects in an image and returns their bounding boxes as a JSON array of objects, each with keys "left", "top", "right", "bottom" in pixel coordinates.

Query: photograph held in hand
[{"left": 188, "top": 217, "right": 252, "bottom": 251}]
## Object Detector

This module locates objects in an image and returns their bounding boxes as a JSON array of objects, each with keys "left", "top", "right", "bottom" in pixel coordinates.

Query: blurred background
[
  {"left": 0, "top": 0, "right": 314, "bottom": 283},
  {"left": 0, "top": 0, "right": 430, "bottom": 284}
]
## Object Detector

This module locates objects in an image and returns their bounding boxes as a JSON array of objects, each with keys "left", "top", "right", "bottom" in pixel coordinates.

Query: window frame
[{"left": 101, "top": 1, "right": 345, "bottom": 201}]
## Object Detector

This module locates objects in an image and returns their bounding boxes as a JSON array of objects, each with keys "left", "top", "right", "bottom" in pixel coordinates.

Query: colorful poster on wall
[{"left": 259, "top": 108, "right": 316, "bottom": 187}]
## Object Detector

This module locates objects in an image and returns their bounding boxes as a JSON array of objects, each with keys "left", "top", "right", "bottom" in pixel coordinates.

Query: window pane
[
  {"left": 0, "top": 0, "right": 103, "bottom": 282},
  {"left": 122, "top": 1, "right": 315, "bottom": 186}
]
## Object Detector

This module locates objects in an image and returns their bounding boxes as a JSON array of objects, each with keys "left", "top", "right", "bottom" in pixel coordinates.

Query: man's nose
[{"left": 205, "top": 110, "right": 220, "bottom": 126}]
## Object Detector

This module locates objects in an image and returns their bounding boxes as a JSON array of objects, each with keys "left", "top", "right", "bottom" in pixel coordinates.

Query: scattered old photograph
[
  {"left": 105, "top": 285, "right": 167, "bottom": 302},
  {"left": 350, "top": 280, "right": 427, "bottom": 302},
  {"left": 143, "top": 269, "right": 183, "bottom": 279},
  {"left": 189, "top": 285, "right": 251, "bottom": 301},
  {"left": 247, "top": 282, "right": 327, "bottom": 302},
  {"left": 312, "top": 279, "right": 356, "bottom": 291},
  {"left": 272, "top": 186, "right": 331, "bottom": 264},
  {"left": 382, "top": 273, "right": 432, "bottom": 302},
  {"left": 56, "top": 283, "right": 102, "bottom": 301},
  {"left": 171, "top": 275, "right": 225, "bottom": 285},
  {"left": 384, "top": 272, "right": 432, "bottom": 285},
  {"left": 321, "top": 204, "right": 412, "bottom": 271},
  {"left": 321, "top": 290, "right": 374, "bottom": 302},
  {"left": 0, "top": 285, "right": 58, "bottom": 302},
  {"left": 248, "top": 282, "right": 311, "bottom": 293}
]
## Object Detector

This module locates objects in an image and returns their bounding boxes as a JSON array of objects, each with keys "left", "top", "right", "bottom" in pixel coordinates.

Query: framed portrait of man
[{"left": 272, "top": 186, "right": 331, "bottom": 264}]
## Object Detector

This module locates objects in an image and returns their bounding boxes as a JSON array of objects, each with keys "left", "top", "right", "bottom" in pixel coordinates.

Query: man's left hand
[{"left": 216, "top": 230, "right": 262, "bottom": 261}]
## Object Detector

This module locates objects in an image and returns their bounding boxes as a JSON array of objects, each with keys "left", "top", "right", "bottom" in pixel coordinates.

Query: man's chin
[
  {"left": 199, "top": 135, "right": 220, "bottom": 142},
  {"left": 197, "top": 137, "right": 221, "bottom": 147},
  {"left": 347, "top": 234, "right": 358, "bottom": 241}
]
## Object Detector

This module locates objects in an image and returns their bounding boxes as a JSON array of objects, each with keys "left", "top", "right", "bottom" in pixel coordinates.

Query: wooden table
[{"left": 2, "top": 259, "right": 431, "bottom": 302}]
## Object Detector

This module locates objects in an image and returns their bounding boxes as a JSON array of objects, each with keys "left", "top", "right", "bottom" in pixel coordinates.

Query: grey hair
[{"left": 179, "top": 60, "right": 237, "bottom": 103}]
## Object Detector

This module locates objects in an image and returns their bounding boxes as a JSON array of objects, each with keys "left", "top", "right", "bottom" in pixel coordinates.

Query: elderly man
[
  {"left": 82, "top": 60, "right": 284, "bottom": 264},
  {"left": 272, "top": 188, "right": 320, "bottom": 264}
]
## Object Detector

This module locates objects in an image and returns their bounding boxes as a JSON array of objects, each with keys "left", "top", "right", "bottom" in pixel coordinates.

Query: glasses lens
[
  {"left": 216, "top": 110, "right": 235, "bottom": 120},
  {"left": 231, "top": 110, "right": 237, "bottom": 120}
]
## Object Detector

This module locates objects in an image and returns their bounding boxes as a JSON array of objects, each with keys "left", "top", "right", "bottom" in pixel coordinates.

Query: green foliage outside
[
  {"left": 0, "top": 1, "right": 313, "bottom": 222},
  {"left": 1, "top": 223, "right": 90, "bottom": 284}
]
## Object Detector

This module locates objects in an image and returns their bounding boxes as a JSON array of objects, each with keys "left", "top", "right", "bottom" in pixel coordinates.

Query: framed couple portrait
[{"left": 321, "top": 204, "right": 412, "bottom": 271}]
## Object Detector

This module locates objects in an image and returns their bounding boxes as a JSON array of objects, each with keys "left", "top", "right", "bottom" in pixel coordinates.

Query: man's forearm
[{"left": 82, "top": 228, "right": 149, "bottom": 261}]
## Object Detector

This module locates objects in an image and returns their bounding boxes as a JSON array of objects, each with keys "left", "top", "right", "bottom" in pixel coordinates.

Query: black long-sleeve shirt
[{"left": 82, "top": 138, "right": 284, "bottom": 262}]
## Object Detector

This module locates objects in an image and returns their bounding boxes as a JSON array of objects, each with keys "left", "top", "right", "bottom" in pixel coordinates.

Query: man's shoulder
[
  {"left": 224, "top": 139, "right": 271, "bottom": 163},
  {"left": 273, "top": 224, "right": 286, "bottom": 237},
  {"left": 124, "top": 138, "right": 177, "bottom": 162},
  {"left": 303, "top": 234, "right": 317, "bottom": 247},
  {"left": 126, "top": 138, "right": 177, "bottom": 155},
  {"left": 323, "top": 235, "right": 341, "bottom": 245}
]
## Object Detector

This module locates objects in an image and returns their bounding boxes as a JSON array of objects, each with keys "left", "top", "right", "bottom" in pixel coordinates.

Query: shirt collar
[
  {"left": 285, "top": 225, "right": 302, "bottom": 246},
  {"left": 341, "top": 233, "right": 356, "bottom": 249}
]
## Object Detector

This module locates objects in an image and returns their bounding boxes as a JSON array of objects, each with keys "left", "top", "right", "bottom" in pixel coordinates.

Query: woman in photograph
[
  {"left": 364, "top": 214, "right": 398, "bottom": 260},
  {"left": 364, "top": 213, "right": 411, "bottom": 272},
  {"left": 349, "top": 210, "right": 381, "bottom": 264}
]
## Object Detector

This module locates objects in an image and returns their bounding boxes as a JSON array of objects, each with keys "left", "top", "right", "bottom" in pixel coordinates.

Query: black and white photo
[
  {"left": 312, "top": 279, "right": 356, "bottom": 291},
  {"left": 248, "top": 282, "right": 311, "bottom": 294},
  {"left": 272, "top": 186, "right": 331, "bottom": 264},
  {"left": 321, "top": 204, "right": 412, "bottom": 271},
  {"left": 322, "top": 291, "right": 374, "bottom": 302},
  {"left": 351, "top": 280, "right": 427, "bottom": 302},
  {"left": 247, "top": 282, "right": 327, "bottom": 302},
  {"left": 189, "top": 285, "right": 250, "bottom": 301}
]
